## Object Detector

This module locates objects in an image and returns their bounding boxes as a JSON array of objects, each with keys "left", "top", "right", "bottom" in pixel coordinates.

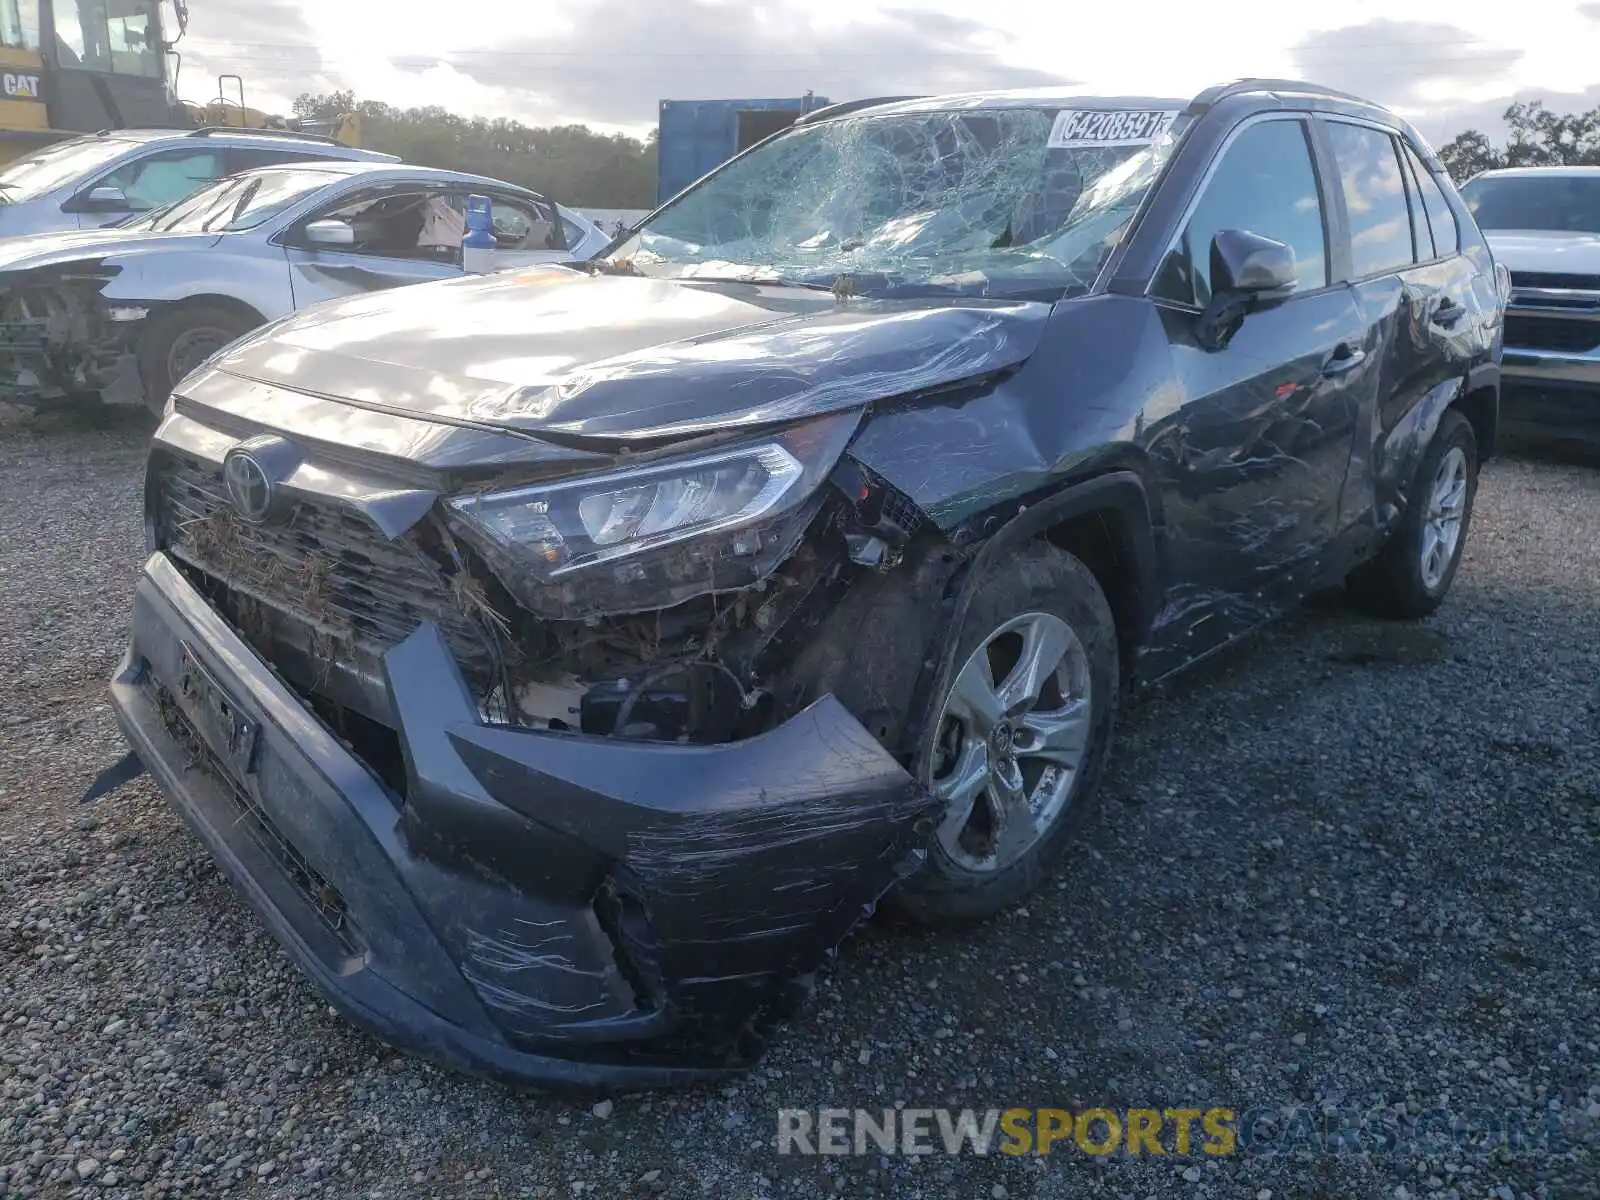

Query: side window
[
  {"left": 483, "top": 196, "right": 565, "bottom": 251},
  {"left": 1398, "top": 150, "right": 1434, "bottom": 262},
  {"left": 561, "top": 213, "right": 591, "bottom": 251},
  {"left": 50, "top": 0, "right": 95, "bottom": 67},
  {"left": 95, "top": 149, "right": 223, "bottom": 211},
  {"left": 227, "top": 147, "right": 329, "bottom": 173},
  {"left": 1323, "top": 122, "right": 1415, "bottom": 279},
  {"left": 295, "top": 188, "right": 460, "bottom": 262},
  {"left": 1152, "top": 118, "right": 1328, "bottom": 307},
  {"left": 1402, "top": 142, "right": 1459, "bottom": 257}
]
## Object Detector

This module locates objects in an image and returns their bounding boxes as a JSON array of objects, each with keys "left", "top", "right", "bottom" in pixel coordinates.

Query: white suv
[{"left": 0, "top": 127, "right": 398, "bottom": 238}]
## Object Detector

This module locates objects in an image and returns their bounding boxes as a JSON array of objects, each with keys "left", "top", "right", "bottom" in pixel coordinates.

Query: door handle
[{"left": 1321, "top": 344, "right": 1367, "bottom": 376}]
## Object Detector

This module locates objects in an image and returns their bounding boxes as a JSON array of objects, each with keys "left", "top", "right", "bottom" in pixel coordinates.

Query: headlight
[{"left": 447, "top": 412, "right": 859, "bottom": 619}]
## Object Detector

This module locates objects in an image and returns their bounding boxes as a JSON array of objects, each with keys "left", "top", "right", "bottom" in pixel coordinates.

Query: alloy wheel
[
  {"left": 928, "top": 611, "right": 1093, "bottom": 873},
  {"left": 1420, "top": 446, "right": 1468, "bottom": 591}
]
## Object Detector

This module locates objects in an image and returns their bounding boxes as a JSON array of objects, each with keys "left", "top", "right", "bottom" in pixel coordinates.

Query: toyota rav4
[{"left": 97, "top": 79, "right": 1505, "bottom": 1088}]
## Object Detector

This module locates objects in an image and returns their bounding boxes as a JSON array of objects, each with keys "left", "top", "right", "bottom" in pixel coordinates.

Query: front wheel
[
  {"left": 1346, "top": 408, "right": 1479, "bottom": 619},
  {"left": 137, "top": 305, "right": 259, "bottom": 416},
  {"left": 892, "top": 543, "right": 1119, "bottom": 926}
]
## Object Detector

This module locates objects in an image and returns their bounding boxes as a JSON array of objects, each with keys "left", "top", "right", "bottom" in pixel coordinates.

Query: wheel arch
[
  {"left": 1453, "top": 364, "right": 1499, "bottom": 462},
  {"left": 911, "top": 468, "right": 1163, "bottom": 770},
  {"left": 149, "top": 293, "right": 269, "bottom": 329}
]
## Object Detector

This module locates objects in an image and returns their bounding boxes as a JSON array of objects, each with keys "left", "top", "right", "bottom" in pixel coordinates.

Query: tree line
[
  {"left": 292, "top": 89, "right": 1600, "bottom": 207},
  {"left": 1436, "top": 100, "right": 1599, "bottom": 181},
  {"left": 292, "top": 91, "right": 658, "bottom": 209}
]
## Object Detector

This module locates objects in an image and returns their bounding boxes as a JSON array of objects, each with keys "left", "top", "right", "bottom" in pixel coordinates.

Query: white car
[
  {"left": 0, "top": 127, "right": 400, "bottom": 238},
  {"left": 0, "top": 160, "right": 612, "bottom": 411}
]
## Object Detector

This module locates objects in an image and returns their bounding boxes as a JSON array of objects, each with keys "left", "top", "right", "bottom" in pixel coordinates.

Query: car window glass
[
  {"left": 1397, "top": 149, "right": 1433, "bottom": 262},
  {"left": 483, "top": 196, "right": 564, "bottom": 251},
  {"left": 562, "top": 214, "right": 590, "bottom": 251},
  {"left": 303, "top": 189, "right": 459, "bottom": 262},
  {"left": 1152, "top": 118, "right": 1328, "bottom": 307},
  {"left": 228, "top": 147, "right": 327, "bottom": 173},
  {"left": 1324, "top": 122, "right": 1415, "bottom": 279},
  {"left": 97, "top": 149, "right": 223, "bottom": 211},
  {"left": 1403, "top": 143, "right": 1458, "bottom": 257}
]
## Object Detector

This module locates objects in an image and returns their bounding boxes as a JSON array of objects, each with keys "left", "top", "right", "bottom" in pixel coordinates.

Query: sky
[{"left": 171, "top": 0, "right": 1600, "bottom": 147}]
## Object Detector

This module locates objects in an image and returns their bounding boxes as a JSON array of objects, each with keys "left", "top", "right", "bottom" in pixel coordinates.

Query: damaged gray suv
[{"left": 98, "top": 80, "right": 1503, "bottom": 1087}]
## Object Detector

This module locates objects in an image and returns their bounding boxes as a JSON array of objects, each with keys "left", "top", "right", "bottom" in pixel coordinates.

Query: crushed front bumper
[{"left": 109, "top": 552, "right": 936, "bottom": 1088}]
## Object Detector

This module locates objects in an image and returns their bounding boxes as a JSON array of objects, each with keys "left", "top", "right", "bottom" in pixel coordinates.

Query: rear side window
[
  {"left": 1324, "top": 122, "right": 1414, "bottom": 279},
  {"left": 1402, "top": 143, "right": 1458, "bottom": 257},
  {"left": 227, "top": 147, "right": 334, "bottom": 173},
  {"left": 1152, "top": 118, "right": 1329, "bottom": 307}
]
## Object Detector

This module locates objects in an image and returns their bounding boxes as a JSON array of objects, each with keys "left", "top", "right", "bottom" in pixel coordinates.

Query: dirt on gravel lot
[{"left": 1, "top": 411, "right": 1597, "bottom": 1200}]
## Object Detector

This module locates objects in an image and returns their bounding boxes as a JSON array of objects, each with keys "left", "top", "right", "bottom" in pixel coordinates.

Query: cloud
[
  {"left": 1582, "top": 2, "right": 1600, "bottom": 19},
  {"left": 1426, "top": 82, "right": 1600, "bottom": 143},
  {"left": 1291, "top": 19, "right": 1523, "bottom": 109},
  {"left": 174, "top": 0, "right": 339, "bottom": 116},
  {"left": 413, "top": 0, "right": 1070, "bottom": 128}
]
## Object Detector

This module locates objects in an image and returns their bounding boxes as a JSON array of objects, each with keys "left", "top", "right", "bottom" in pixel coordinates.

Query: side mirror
[
  {"left": 303, "top": 219, "right": 355, "bottom": 247},
  {"left": 81, "top": 185, "right": 130, "bottom": 211},
  {"left": 1196, "top": 229, "right": 1298, "bottom": 351}
]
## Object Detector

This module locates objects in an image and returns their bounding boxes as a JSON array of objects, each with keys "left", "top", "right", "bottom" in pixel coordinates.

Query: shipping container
[{"left": 656, "top": 94, "right": 830, "bottom": 205}]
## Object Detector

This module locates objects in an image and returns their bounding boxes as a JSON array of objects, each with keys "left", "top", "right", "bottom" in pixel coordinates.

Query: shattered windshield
[
  {"left": 0, "top": 136, "right": 139, "bottom": 201},
  {"left": 614, "top": 106, "right": 1180, "bottom": 299},
  {"left": 138, "top": 168, "right": 339, "bottom": 234}
]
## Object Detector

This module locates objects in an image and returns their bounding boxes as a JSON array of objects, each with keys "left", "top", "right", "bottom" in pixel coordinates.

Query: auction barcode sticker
[{"left": 1048, "top": 109, "right": 1178, "bottom": 148}]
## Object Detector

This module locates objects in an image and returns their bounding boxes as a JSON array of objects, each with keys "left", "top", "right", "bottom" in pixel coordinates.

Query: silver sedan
[{"left": 0, "top": 161, "right": 613, "bottom": 412}]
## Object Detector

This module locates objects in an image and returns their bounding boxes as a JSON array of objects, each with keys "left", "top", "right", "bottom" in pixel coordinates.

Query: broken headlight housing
[{"left": 447, "top": 411, "right": 860, "bottom": 619}]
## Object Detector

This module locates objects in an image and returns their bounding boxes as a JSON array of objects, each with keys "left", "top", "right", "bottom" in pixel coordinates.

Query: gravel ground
[{"left": 1, "top": 411, "right": 1597, "bottom": 1200}]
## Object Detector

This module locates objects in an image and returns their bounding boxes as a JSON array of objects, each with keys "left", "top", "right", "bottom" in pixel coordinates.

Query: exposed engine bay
[
  {"left": 155, "top": 444, "right": 940, "bottom": 766},
  {"left": 0, "top": 270, "right": 141, "bottom": 405}
]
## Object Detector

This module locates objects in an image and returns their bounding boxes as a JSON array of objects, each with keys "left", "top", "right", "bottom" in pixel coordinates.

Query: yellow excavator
[
  {"left": 0, "top": 0, "right": 358, "bottom": 167},
  {"left": 177, "top": 73, "right": 362, "bottom": 148}
]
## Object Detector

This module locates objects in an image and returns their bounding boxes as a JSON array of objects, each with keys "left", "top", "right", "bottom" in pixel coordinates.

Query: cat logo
[{"left": 2, "top": 73, "right": 42, "bottom": 101}]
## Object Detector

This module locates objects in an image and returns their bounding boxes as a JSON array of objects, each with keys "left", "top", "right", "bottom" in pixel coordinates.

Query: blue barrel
[{"left": 463, "top": 194, "right": 495, "bottom": 249}]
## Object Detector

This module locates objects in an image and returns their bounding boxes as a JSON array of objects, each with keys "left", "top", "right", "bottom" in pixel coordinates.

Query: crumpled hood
[
  {"left": 1485, "top": 229, "right": 1600, "bottom": 277},
  {"left": 0, "top": 226, "right": 222, "bottom": 272},
  {"left": 209, "top": 265, "right": 1051, "bottom": 443}
]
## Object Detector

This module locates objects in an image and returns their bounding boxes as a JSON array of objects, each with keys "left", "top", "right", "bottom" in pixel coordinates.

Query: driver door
[
  {"left": 281, "top": 185, "right": 467, "bottom": 309},
  {"left": 1143, "top": 115, "right": 1373, "bottom": 665}
]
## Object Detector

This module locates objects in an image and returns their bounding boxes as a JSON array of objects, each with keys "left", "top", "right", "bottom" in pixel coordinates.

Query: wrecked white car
[{"left": 0, "top": 160, "right": 609, "bottom": 411}]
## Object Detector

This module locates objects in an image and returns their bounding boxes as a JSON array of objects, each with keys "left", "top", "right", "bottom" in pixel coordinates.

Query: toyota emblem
[{"left": 221, "top": 435, "right": 302, "bottom": 524}]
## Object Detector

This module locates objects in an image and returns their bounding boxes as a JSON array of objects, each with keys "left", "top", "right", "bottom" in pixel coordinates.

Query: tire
[
  {"left": 1346, "top": 408, "right": 1478, "bottom": 619},
  {"left": 892, "top": 543, "right": 1119, "bottom": 926},
  {"left": 137, "top": 304, "right": 259, "bottom": 416}
]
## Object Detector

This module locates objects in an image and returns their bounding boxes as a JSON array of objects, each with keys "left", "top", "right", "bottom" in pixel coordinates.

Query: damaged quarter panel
[{"left": 1316, "top": 115, "right": 1499, "bottom": 531}]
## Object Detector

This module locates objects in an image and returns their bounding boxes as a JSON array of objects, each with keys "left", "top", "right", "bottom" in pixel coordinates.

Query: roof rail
[
  {"left": 185, "top": 125, "right": 339, "bottom": 145},
  {"left": 1189, "top": 78, "right": 1378, "bottom": 112},
  {"left": 793, "top": 96, "right": 926, "bottom": 125}
]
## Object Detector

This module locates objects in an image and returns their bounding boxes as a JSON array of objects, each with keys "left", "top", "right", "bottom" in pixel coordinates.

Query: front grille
[
  {"left": 153, "top": 682, "right": 360, "bottom": 957},
  {"left": 1509, "top": 271, "right": 1600, "bottom": 292},
  {"left": 1503, "top": 314, "right": 1600, "bottom": 354},
  {"left": 153, "top": 452, "right": 509, "bottom": 690}
]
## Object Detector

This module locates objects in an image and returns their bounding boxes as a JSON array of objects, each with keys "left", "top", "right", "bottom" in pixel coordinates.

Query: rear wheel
[
  {"left": 893, "top": 544, "right": 1119, "bottom": 925},
  {"left": 138, "top": 304, "right": 259, "bottom": 415},
  {"left": 1347, "top": 408, "right": 1478, "bottom": 618}
]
